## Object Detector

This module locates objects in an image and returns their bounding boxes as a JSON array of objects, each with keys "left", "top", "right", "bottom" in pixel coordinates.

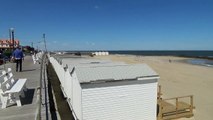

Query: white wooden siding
[
  {"left": 82, "top": 82, "right": 158, "bottom": 120},
  {"left": 64, "top": 70, "right": 73, "bottom": 101},
  {"left": 50, "top": 57, "right": 64, "bottom": 88},
  {"left": 72, "top": 71, "right": 82, "bottom": 120}
]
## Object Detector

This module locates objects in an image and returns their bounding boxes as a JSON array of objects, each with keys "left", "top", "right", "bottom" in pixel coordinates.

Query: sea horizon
[{"left": 57, "top": 50, "right": 213, "bottom": 58}]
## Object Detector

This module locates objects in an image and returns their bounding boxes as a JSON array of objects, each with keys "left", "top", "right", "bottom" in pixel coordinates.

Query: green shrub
[{"left": 3, "top": 50, "right": 12, "bottom": 57}]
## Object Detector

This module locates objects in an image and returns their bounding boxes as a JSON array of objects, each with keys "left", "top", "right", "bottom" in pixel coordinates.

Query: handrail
[
  {"left": 163, "top": 95, "right": 193, "bottom": 100},
  {"left": 158, "top": 95, "right": 194, "bottom": 119},
  {"left": 35, "top": 52, "right": 45, "bottom": 120},
  {"left": 157, "top": 85, "right": 194, "bottom": 120},
  {"left": 43, "top": 54, "right": 49, "bottom": 120},
  {"left": 34, "top": 52, "right": 49, "bottom": 120}
]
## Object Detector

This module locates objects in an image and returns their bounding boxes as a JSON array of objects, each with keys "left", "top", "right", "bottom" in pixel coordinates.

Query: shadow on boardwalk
[{"left": 21, "top": 88, "right": 35, "bottom": 105}]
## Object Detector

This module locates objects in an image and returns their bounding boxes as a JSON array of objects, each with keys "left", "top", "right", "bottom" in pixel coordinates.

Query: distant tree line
[{"left": 2, "top": 45, "right": 35, "bottom": 58}]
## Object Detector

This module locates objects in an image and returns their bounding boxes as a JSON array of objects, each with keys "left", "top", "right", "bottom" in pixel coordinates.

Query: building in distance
[{"left": 0, "top": 39, "right": 20, "bottom": 50}]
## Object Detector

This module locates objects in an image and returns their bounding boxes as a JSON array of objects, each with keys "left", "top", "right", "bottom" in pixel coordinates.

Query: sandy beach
[{"left": 95, "top": 55, "right": 213, "bottom": 120}]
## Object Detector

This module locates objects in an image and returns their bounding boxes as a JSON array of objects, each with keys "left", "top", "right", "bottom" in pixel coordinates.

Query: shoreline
[
  {"left": 111, "top": 53, "right": 213, "bottom": 60},
  {"left": 105, "top": 54, "right": 213, "bottom": 67}
]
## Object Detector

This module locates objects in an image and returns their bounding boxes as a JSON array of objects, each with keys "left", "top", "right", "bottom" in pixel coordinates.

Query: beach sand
[{"left": 94, "top": 55, "right": 213, "bottom": 120}]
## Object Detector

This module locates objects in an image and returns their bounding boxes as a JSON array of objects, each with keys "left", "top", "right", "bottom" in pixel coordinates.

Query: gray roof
[
  {"left": 74, "top": 64, "right": 158, "bottom": 83},
  {"left": 51, "top": 54, "right": 158, "bottom": 84},
  {"left": 62, "top": 58, "right": 126, "bottom": 71},
  {"left": 52, "top": 55, "right": 126, "bottom": 69}
]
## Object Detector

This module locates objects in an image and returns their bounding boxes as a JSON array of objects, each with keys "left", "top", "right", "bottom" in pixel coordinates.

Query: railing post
[
  {"left": 176, "top": 98, "right": 178, "bottom": 116},
  {"left": 190, "top": 95, "right": 193, "bottom": 113},
  {"left": 158, "top": 98, "right": 163, "bottom": 119},
  {"left": 158, "top": 85, "right": 162, "bottom": 99}
]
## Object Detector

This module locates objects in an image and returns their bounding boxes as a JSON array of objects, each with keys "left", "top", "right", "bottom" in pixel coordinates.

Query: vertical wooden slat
[
  {"left": 158, "top": 85, "right": 162, "bottom": 98},
  {"left": 176, "top": 98, "right": 178, "bottom": 116},
  {"left": 190, "top": 95, "right": 193, "bottom": 113},
  {"left": 158, "top": 98, "right": 163, "bottom": 120}
]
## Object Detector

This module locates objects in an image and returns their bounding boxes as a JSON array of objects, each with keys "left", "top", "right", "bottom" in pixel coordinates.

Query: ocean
[
  {"left": 108, "top": 50, "right": 213, "bottom": 67},
  {"left": 108, "top": 50, "right": 213, "bottom": 58},
  {"left": 64, "top": 50, "right": 213, "bottom": 67}
]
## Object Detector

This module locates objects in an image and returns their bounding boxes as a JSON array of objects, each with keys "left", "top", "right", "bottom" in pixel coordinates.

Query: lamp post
[
  {"left": 10, "top": 28, "right": 15, "bottom": 51},
  {"left": 9, "top": 29, "right": 11, "bottom": 49},
  {"left": 43, "top": 33, "right": 47, "bottom": 52}
]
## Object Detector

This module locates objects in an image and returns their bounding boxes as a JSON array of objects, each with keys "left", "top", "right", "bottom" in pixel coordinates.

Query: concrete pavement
[{"left": 0, "top": 55, "right": 41, "bottom": 120}]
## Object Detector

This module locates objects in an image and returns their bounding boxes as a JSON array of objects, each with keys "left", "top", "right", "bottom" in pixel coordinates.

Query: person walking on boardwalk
[{"left": 12, "top": 46, "right": 24, "bottom": 72}]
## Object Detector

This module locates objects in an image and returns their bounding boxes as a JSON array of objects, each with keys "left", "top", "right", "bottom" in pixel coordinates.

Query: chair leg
[
  {"left": 1, "top": 95, "right": 9, "bottom": 109},
  {"left": 14, "top": 93, "right": 22, "bottom": 107}
]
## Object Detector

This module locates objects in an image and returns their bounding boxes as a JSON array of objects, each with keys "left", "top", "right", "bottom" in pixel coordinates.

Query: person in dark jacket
[{"left": 12, "top": 46, "right": 24, "bottom": 72}]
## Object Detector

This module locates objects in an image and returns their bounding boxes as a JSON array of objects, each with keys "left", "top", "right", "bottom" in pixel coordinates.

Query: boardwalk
[{"left": 0, "top": 56, "right": 41, "bottom": 120}]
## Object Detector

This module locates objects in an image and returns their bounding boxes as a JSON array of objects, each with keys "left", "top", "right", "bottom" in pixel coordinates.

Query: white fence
[{"left": 49, "top": 57, "right": 82, "bottom": 120}]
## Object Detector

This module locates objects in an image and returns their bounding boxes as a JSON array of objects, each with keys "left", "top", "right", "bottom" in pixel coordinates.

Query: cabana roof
[{"left": 74, "top": 64, "right": 159, "bottom": 83}]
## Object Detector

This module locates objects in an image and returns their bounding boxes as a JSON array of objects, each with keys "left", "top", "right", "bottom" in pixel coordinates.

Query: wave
[{"left": 187, "top": 59, "right": 213, "bottom": 67}]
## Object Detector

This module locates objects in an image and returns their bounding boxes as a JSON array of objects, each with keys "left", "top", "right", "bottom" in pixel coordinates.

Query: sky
[{"left": 0, "top": 0, "right": 213, "bottom": 51}]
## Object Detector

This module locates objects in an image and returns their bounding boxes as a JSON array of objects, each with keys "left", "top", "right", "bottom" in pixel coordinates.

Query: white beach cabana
[{"left": 49, "top": 56, "right": 159, "bottom": 120}]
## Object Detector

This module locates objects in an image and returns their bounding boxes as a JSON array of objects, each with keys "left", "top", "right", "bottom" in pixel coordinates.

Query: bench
[
  {"left": 32, "top": 54, "right": 40, "bottom": 64},
  {"left": 0, "top": 70, "right": 7, "bottom": 84},
  {"left": 0, "top": 68, "right": 27, "bottom": 109}
]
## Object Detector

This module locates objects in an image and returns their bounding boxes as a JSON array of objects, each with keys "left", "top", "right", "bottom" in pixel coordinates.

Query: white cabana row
[
  {"left": 93, "top": 51, "right": 109, "bottom": 56},
  {"left": 49, "top": 56, "right": 159, "bottom": 120}
]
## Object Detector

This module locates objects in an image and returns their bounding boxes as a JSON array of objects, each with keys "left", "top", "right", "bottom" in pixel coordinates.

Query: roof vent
[{"left": 90, "top": 62, "right": 100, "bottom": 64}]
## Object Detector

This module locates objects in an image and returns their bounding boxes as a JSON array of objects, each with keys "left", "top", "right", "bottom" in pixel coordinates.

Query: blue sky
[{"left": 0, "top": 0, "right": 213, "bottom": 51}]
